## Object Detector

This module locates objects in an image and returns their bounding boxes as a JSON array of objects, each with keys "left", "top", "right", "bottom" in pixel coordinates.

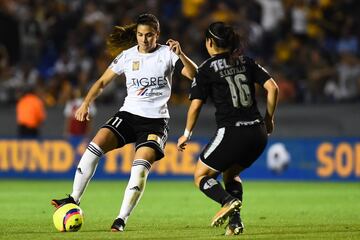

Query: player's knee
[
  {"left": 92, "top": 128, "right": 118, "bottom": 153},
  {"left": 194, "top": 174, "right": 205, "bottom": 188}
]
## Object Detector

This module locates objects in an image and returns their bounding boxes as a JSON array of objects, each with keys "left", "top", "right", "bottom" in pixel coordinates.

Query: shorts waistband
[{"left": 234, "top": 119, "right": 261, "bottom": 126}]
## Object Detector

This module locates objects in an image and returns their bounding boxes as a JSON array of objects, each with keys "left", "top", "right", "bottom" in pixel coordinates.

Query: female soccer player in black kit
[{"left": 177, "top": 22, "right": 279, "bottom": 236}]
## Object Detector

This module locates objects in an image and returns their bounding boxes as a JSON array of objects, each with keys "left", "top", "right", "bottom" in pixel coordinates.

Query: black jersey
[{"left": 190, "top": 53, "right": 270, "bottom": 127}]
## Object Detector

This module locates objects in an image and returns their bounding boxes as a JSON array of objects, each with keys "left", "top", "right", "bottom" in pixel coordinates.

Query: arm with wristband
[{"left": 177, "top": 99, "right": 203, "bottom": 151}]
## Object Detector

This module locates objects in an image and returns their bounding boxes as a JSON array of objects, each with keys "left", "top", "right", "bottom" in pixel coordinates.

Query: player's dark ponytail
[
  {"left": 107, "top": 14, "right": 160, "bottom": 57},
  {"left": 205, "top": 22, "right": 243, "bottom": 64},
  {"left": 107, "top": 24, "right": 137, "bottom": 57}
]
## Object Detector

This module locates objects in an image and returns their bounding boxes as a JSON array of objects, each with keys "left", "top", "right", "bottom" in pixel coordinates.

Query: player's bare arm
[
  {"left": 75, "top": 68, "right": 118, "bottom": 122},
  {"left": 263, "top": 78, "right": 279, "bottom": 135},
  {"left": 166, "top": 39, "right": 197, "bottom": 80},
  {"left": 177, "top": 99, "right": 203, "bottom": 151}
]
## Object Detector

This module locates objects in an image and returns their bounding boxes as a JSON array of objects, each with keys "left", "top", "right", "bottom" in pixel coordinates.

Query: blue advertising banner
[
  {"left": 0, "top": 137, "right": 359, "bottom": 180},
  {"left": 244, "top": 138, "right": 360, "bottom": 180}
]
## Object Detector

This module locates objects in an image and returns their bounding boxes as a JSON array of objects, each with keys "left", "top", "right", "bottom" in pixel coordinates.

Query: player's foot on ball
[
  {"left": 51, "top": 195, "right": 77, "bottom": 208},
  {"left": 111, "top": 218, "right": 125, "bottom": 232},
  {"left": 224, "top": 209, "right": 244, "bottom": 236},
  {"left": 211, "top": 198, "right": 241, "bottom": 227}
]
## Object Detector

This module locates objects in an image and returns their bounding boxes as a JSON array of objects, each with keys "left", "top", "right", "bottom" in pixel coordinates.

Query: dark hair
[
  {"left": 107, "top": 14, "right": 160, "bottom": 57},
  {"left": 136, "top": 13, "right": 160, "bottom": 32},
  {"left": 205, "top": 22, "right": 243, "bottom": 63}
]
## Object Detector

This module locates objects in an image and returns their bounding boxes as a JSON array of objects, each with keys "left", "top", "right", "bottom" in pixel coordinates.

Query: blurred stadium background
[
  {"left": 0, "top": 0, "right": 359, "bottom": 239},
  {"left": 1, "top": 0, "right": 359, "bottom": 179}
]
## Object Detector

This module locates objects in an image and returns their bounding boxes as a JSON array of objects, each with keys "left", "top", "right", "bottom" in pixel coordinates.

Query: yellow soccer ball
[{"left": 53, "top": 203, "right": 84, "bottom": 232}]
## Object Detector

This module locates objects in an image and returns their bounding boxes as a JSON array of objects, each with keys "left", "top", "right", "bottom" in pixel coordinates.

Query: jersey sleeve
[
  {"left": 189, "top": 69, "right": 208, "bottom": 102},
  {"left": 174, "top": 59, "right": 184, "bottom": 76},
  {"left": 108, "top": 52, "right": 125, "bottom": 75},
  {"left": 170, "top": 49, "right": 180, "bottom": 67},
  {"left": 249, "top": 58, "right": 271, "bottom": 85}
]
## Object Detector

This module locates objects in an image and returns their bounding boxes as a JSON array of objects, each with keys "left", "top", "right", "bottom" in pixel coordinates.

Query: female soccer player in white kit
[{"left": 51, "top": 13, "right": 197, "bottom": 232}]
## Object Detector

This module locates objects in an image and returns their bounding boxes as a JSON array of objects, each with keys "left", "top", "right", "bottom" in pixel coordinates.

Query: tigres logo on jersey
[{"left": 132, "top": 61, "right": 140, "bottom": 71}]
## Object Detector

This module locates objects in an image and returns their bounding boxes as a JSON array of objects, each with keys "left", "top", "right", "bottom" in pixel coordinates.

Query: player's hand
[
  {"left": 166, "top": 39, "right": 183, "bottom": 56},
  {"left": 264, "top": 114, "right": 274, "bottom": 135},
  {"left": 177, "top": 135, "right": 189, "bottom": 151},
  {"left": 75, "top": 103, "right": 90, "bottom": 122}
]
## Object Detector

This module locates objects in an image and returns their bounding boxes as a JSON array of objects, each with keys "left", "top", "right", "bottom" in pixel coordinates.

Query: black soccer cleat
[
  {"left": 225, "top": 209, "right": 244, "bottom": 236},
  {"left": 111, "top": 218, "right": 126, "bottom": 232},
  {"left": 51, "top": 195, "right": 78, "bottom": 208}
]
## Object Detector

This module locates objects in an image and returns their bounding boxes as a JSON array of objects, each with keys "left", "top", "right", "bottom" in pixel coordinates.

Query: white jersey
[{"left": 109, "top": 45, "right": 179, "bottom": 118}]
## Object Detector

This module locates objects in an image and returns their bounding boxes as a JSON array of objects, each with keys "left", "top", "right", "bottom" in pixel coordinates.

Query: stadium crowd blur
[{"left": 1, "top": 0, "right": 360, "bottom": 107}]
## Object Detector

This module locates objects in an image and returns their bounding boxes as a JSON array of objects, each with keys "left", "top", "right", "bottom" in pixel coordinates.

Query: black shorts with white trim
[
  {"left": 101, "top": 111, "right": 169, "bottom": 160},
  {"left": 200, "top": 123, "right": 268, "bottom": 172}
]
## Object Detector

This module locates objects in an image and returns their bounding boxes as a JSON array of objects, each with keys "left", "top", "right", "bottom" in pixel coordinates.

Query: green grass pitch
[{"left": 0, "top": 180, "right": 359, "bottom": 240}]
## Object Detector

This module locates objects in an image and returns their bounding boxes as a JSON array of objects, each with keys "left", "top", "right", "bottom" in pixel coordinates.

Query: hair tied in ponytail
[
  {"left": 229, "top": 48, "right": 243, "bottom": 65},
  {"left": 107, "top": 23, "right": 137, "bottom": 57}
]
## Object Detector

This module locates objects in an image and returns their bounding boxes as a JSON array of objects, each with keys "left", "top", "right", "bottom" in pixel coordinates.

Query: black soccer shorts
[
  {"left": 101, "top": 111, "right": 169, "bottom": 160},
  {"left": 199, "top": 123, "right": 268, "bottom": 172}
]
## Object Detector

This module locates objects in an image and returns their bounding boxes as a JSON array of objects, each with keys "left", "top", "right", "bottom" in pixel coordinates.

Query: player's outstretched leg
[
  {"left": 111, "top": 218, "right": 126, "bottom": 232},
  {"left": 51, "top": 142, "right": 104, "bottom": 208},
  {"left": 225, "top": 209, "right": 244, "bottom": 235},
  {"left": 111, "top": 159, "right": 151, "bottom": 232},
  {"left": 211, "top": 198, "right": 242, "bottom": 227},
  {"left": 51, "top": 195, "right": 78, "bottom": 208}
]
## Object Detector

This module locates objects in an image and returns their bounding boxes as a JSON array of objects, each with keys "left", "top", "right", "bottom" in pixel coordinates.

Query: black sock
[
  {"left": 225, "top": 180, "right": 243, "bottom": 202},
  {"left": 199, "top": 176, "right": 234, "bottom": 206}
]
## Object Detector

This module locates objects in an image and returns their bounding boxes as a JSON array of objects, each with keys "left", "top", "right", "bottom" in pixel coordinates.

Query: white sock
[
  {"left": 71, "top": 142, "right": 104, "bottom": 203},
  {"left": 117, "top": 159, "right": 151, "bottom": 223}
]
